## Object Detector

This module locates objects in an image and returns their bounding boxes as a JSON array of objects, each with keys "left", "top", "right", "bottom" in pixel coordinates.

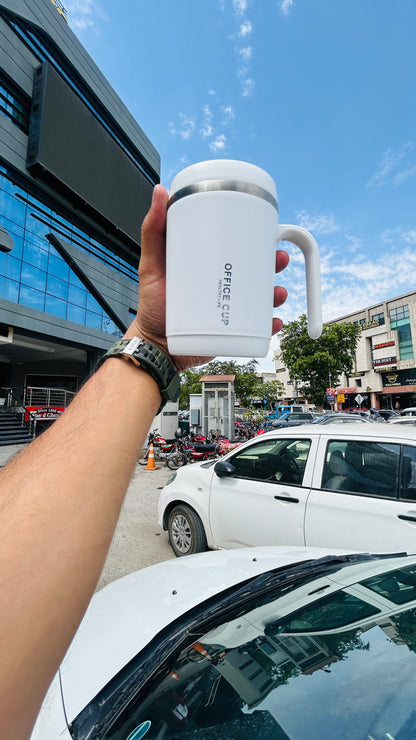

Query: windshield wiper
[{"left": 71, "top": 551, "right": 400, "bottom": 739}]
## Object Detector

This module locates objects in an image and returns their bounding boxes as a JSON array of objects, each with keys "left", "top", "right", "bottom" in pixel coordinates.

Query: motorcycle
[
  {"left": 138, "top": 429, "right": 179, "bottom": 466},
  {"left": 166, "top": 430, "right": 223, "bottom": 469}
]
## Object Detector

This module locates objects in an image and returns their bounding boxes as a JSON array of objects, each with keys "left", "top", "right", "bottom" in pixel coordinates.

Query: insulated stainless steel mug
[{"left": 166, "top": 159, "right": 322, "bottom": 357}]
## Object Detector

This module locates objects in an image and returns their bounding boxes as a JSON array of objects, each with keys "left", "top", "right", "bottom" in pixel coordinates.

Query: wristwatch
[{"left": 97, "top": 337, "right": 180, "bottom": 414}]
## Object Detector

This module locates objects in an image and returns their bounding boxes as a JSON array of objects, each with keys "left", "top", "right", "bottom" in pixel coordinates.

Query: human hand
[{"left": 126, "top": 184, "right": 289, "bottom": 372}]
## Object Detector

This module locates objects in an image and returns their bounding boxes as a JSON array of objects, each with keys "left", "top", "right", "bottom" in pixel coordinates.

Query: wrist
[{"left": 97, "top": 337, "right": 180, "bottom": 414}]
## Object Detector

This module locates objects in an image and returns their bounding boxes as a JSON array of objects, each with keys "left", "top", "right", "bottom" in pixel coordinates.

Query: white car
[
  {"left": 159, "top": 423, "right": 416, "bottom": 557},
  {"left": 31, "top": 547, "right": 416, "bottom": 740}
]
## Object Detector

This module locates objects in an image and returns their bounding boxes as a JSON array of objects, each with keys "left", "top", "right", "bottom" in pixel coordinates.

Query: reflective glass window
[
  {"left": 86, "top": 311, "right": 102, "bottom": 330},
  {"left": 69, "top": 271, "right": 85, "bottom": 288},
  {"left": 0, "top": 190, "right": 26, "bottom": 225},
  {"left": 102, "top": 316, "right": 118, "bottom": 335},
  {"left": 0, "top": 275, "right": 19, "bottom": 302},
  {"left": 21, "top": 263, "right": 46, "bottom": 292},
  {"left": 44, "top": 294, "right": 67, "bottom": 319},
  {"left": 0, "top": 254, "right": 21, "bottom": 282},
  {"left": 68, "top": 283, "right": 86, "bottom": 307},
  {"left": 7, "top": 233, "right": 23, "bottom": 260},
  {"left": 86, "top": 293, "right": 102, "bottom": 312},
  {"left": 25, "top": 212, "right": 51, "bottom": 238},
  {"left": 67, "top": 303, "right": 86, "bottom": 324},
  {"left": 46, "top": 274, "right": 68, "bottom": 300},
  {"left": 0, "top": 214, "right": 24, "bottom": 239},
  {"left": 19, "top": 284, "right": 44, "bottom": 311},
  {"left": 48, "top": 253, "right": 69, "bottom": 281},
  {"left": 23, "top": 241, "right": 48, "bottom": 271}
]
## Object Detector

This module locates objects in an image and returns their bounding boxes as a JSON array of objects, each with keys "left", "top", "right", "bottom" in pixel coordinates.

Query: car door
[
  {"left": 208, "top": 434, "right": 317, "bottom": 548},
  {"left": 305, "top": 434, "right": 416, "bottom": 552}
]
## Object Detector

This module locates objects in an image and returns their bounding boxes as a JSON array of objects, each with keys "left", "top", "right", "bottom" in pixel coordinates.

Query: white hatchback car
[{"left": 159, "top": 423, "right": 416, "bottom": 556}]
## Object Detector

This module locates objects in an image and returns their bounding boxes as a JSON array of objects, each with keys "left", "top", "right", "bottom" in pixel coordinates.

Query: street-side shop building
[{"left": 274, "top": 290, "right": 416, "bottom": 411}]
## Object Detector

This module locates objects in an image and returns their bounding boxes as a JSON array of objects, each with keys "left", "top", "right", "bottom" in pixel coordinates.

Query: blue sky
[{"left": 63, "top": 0, "right": 416, "bottom": 369}]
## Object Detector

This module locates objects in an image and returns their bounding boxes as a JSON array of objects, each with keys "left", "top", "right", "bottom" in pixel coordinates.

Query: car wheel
[{"left": 168, "top": 505, "right": 207, "bottom": 557}]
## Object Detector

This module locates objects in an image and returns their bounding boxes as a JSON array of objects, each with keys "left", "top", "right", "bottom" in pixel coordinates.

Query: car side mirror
[{"left": 214, "top": 460, "right": 236, "bottom": 478}]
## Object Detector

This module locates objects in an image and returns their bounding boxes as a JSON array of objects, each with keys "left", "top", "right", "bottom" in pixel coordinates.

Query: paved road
[{"left": 0, "top": 444, "right": 176, "bottom": 591}]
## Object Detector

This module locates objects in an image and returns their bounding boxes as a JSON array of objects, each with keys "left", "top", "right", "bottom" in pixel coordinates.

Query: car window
[
  {"left": 230, "top": 437, "right": 311, "bottom": 486},
  {"left": 321, "top": 440, "right": 400, "bottom": 497},
  {"left": 401, "top": 446, "right": 416, "bottom": 501},
  {"left": 363, "top": 564, "right": 416, "bottom": 605}
]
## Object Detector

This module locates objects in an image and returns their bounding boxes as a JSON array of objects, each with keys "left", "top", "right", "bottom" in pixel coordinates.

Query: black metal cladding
[{"left": 27, "top": 62, "right": 153, "bottom": 252}]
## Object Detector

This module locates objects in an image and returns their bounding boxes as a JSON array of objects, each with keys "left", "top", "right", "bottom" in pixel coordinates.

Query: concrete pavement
[{"left": 0, "top": 442, "right": 176, "bottom": 590}]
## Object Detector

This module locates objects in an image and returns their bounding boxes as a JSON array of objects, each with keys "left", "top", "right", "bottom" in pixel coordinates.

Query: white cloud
[
  {"left": 280, "top": 0, "right": 294, "bottom": 15},
  {"left": 366, "top": 141, "right": 416, "bottom": 189},
  {"left": 240, "top": 46, "right": 253, "bottom": 61},
  {"left": 64, "top": 0, "right": 100, "bottom": 30},
  {"left": 200, "top": 105, "right": 214, "bottom": 138},
  {"left": 241, "top": 77, "right": 255, "bottom": 97},
  {"left": 210, "top": 134, "right": 227, "bottom": 153},
  {"left": 239, "top": 20, "right": 253, "bottom": 36},
  {"left": 221, "top": 105, "right": 235, "bottom": 122},
  {"left": 233, "top": 0, "right": 247, "bottom": 18},
  {"left": 169, "top": 113, "right": 196, "bottom": 140},
  {"left": 296, "top": 210, "right": 340, "bottom": 235}
]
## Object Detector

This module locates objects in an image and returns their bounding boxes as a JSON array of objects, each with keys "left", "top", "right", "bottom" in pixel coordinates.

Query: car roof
[{"left": 262, "top": 422, "right": 416, "bottom": 439}]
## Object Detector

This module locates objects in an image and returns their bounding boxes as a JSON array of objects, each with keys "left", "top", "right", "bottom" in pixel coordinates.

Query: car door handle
[
  {"left": 398, "top": 514, "right": 416, "bottom": 523},
  {"left": 274, "top": 494, "right": 299, "bottom": 504}
]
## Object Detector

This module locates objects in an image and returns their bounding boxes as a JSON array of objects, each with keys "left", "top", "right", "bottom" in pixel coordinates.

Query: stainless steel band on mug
[{"left": 167, "top": 179, "right": 278, "bottom": 211}]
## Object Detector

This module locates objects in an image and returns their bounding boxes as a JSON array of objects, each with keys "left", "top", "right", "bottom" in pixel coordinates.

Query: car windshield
[{"left": 72, "top": 555, "right": 416, "bottom": 740}]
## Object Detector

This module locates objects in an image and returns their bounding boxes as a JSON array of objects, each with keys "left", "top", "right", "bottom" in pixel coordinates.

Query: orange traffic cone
[{"left": 144, "top": 442, "right": 157, "bottom": 470}]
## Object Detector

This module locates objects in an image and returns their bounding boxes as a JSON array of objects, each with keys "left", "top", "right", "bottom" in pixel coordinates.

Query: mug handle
[{"left": 275, "top": 224, "right": 322, "bottom": 339}]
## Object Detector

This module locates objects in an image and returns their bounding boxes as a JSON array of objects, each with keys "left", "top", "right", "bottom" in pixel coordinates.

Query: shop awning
[{"left": 381, "top": 385, "right": 416, "bottom": 394}]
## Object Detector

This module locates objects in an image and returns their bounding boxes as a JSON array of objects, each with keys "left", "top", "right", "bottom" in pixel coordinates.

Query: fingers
[
  {"left": 274, "top": 285, "right": 287, "bottom": 308},
  {"left": 276, "top": 249, "right": 289, "bottom": 274},
  {"left": 273, "top": 249, "right": 289, "bottom": 335},
  {"left": 139, "top": 185, "right": 169, "bottom": 277},
  {"left": 272, "top": 317, "right": 284, "bottom": 335}
]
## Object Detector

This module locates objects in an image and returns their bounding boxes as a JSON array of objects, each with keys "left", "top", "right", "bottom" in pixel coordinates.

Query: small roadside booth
[{"left": 200, "top": 375, "right": 235, "bottom": 440}]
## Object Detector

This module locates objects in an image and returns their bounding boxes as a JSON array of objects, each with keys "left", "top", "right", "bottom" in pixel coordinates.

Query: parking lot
[{"left": 97, "top": 462, "right": 174, "bottom": 589}]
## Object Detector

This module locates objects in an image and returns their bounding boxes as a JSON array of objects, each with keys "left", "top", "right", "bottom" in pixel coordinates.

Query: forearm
[{"left": 0, "top": 357, "right": 160, "bottom": 740}]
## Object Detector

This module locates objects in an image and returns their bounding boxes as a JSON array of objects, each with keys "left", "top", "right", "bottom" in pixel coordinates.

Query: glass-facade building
[{"left": 0, "top": 0, "right": 159, "bottom": 397}]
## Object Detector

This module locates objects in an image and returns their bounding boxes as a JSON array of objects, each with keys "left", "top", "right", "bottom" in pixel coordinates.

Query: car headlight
[{"left": 165, "top": 472, "right": 177, "bottom": 485}]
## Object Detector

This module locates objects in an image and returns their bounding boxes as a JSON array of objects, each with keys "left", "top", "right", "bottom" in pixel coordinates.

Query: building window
[
  {"left": 0, "top": 71, "right": 30, "bottom": 133},
  {"left": 390, "top": 305, "right": 413, "bottom": 360},
  {"left": 371, "top": 311, "right": 385, "bottom": 326},
  {"left": 390, "top": 305, "right": 410, "bottom": 321},
  {"left": 0, "top": 170, "right": 124, "bottom": 337}
]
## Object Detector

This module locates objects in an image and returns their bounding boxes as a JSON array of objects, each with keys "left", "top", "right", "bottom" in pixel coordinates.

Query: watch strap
[{"left": 97, "top": 337, "right": 180, "bottom": 414}]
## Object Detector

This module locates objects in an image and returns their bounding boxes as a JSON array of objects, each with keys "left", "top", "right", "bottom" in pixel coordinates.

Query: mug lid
[{"left": 169, "top": 159, "right": 277, "bottom": 200}]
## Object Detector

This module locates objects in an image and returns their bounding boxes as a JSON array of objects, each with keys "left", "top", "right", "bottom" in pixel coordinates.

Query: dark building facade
[{"left": 0, "top": 0, "right": 159, "bottom": 406}]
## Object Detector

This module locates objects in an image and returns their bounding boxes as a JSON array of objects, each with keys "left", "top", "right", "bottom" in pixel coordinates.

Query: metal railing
[
  {"left": 23, "top": 387, "right": 76, "bottom": 408},
  {"left": 0, "top": 388, "right": 37, "bottom": 439}
]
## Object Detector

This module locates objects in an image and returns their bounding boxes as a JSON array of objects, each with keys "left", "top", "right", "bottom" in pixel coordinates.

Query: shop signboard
[
  {"left": 326, "top": 387, "right": 336, "bottom": 402},
  {"left": 25, "top": 406, "right": 65, "bottom": 421},
  {"left": 382, "top": 369, "right": 416, "bottom": 387},
  {"left": 373, "top": 356, "right": 397, "bottom": 367}
]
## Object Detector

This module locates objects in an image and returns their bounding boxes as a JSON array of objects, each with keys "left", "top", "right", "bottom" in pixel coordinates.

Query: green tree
[
  {"left": 279, "top": 314, "right": 360, "bottom": 407},
  {"left": 179, "top": 359, "right": 262, "bottom": 408},
  {"left": 178, "top": 369, "right": 203, "bottom": 409},
  {"left": 256, "top": 379, "right": 284, "bottom": 410}
]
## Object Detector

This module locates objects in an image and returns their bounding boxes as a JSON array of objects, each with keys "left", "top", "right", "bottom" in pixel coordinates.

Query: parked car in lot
[
  {"left": 312, "top": 413, "right": 374, "bottom": 424},
  {"left": 31, "top": 547, "right": 416, "bottom": 740},
  {"left": 400, "top": 407, "right": 416, "bottom": 417},
  {"left": 389, "top": 416, "right": 416, "bottom": 426},
  {"left": 159, "top": 424, "right": 416, "bottom": 557},
  {"left": 378, "top": 409, "right": 399, "bottom": 421}
]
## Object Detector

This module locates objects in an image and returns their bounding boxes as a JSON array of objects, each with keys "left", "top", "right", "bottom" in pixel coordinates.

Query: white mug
[{"left": 166, "top": 159, "right": 322, "bottom": 357}]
